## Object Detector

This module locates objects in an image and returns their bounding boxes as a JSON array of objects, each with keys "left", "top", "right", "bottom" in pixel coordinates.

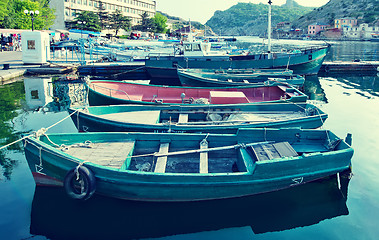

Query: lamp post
[
  {"left": 24, "top": 10, "right": 39, "bottom": 31},
  {"left": 78, "top": 21, "right": 87, "bottom": 38}
]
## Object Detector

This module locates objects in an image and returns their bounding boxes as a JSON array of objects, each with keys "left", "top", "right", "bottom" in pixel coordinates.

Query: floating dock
[{"left": 320, "top": 61, "right": 379, "bottom": 73}]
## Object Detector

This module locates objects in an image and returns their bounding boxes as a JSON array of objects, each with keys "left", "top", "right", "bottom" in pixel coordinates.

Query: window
[{"left": 193, "top": 44, "right": 201, "bottom": 51}]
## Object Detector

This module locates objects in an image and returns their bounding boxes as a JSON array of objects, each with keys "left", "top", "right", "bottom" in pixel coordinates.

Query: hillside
[
  {"left": 292, "top": 0, "right": 378, "bottom": 29},
  {"left": 205, "top": 2, "right": 313, "bottom": 36}
]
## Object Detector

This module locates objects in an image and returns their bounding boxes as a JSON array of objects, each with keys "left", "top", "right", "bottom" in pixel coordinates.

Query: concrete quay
[{"left": 0, "top": 51, "right": 28, "bottom": 84}]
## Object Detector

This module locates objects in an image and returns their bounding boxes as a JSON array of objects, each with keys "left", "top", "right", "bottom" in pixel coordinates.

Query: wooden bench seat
[
  {"left": 249, "top": 142, "right": 298, "bottom": 161},
  {"left": 154, "top": 142, "right": 170, "bottom": 173},
  {"left": 200, "top": 140, "right": 208, "bottom": 173}
]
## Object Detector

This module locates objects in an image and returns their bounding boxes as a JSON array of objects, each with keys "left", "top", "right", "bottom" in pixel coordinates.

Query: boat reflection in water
[{"left": 30, "top": 169, "right": 351, "bottom": 239}]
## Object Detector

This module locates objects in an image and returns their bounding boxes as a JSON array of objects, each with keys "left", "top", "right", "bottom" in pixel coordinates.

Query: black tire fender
[{"left": 64, "top": 165, "right": 96, "bottom": 201}]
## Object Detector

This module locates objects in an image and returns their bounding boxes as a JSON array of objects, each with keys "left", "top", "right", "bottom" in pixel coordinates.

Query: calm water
[{"left": 1, "top": 39, "right": 379, "bottom": 240}]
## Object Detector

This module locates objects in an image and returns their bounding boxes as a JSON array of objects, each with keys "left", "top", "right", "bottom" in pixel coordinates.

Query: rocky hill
[
  {"left": 204, "top": 0, "right": 378, "bottom": 36},
  {"left": 205, "top": 1, "right": 313, "bottom": 36}
]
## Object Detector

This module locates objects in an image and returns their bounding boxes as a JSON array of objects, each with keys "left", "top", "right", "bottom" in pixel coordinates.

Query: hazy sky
[{"left": 156, "top": 0, "right": 330, "bottom": 24}]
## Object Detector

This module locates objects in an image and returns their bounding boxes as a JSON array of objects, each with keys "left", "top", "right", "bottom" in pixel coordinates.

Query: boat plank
[
  {"left": 200, "top": 140, "right": 208, "bottom": 173},
  {"left": 178, "top": 113, "right": 189, "bottom": 123},
  {"left": 154, "top": 143, "right": 170, "bottom": 173},
  {"left": 65, "top": 141, "right": 135, "bottom": 168}
]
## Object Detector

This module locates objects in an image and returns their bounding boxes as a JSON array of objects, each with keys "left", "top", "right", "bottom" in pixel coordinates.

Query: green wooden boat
[
  {"left": 177, "top": 68, "right": 305, "bottom": 87},
  {"left": 24, "top": 128, "right": 353, "bottom": 202},
  {"left": 68, "top": 103, "right": 327, "bottom": 134},
  {"left": 87, "top": 80, "right": 308, "bottom": 106}
]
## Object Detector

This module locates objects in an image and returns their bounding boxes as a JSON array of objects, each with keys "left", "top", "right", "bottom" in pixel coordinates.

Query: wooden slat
[
  {"left": 273, "top": 142, "right": 298, "bottom": 157},
  {"left": 65, "top": 141, "right": 135, "bottom": 169},
  {"left": 199, "top": 140, "right": 208, "bottom": 173},
  {"left": 178, "top": 113, "right": 189, "bottom": 123},
  {"left": 154, "top": 143, "right": 170, "bottom": 173}
]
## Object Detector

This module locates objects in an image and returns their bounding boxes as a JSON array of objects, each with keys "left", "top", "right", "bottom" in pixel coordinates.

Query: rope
[{"left": 0, "top": 109, "right": 80, "bottom": 151}]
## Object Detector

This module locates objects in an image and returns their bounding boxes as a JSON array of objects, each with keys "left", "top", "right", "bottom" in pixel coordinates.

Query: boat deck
[{"left": 64, "top": 141, "right": 135, "bottom": 169}]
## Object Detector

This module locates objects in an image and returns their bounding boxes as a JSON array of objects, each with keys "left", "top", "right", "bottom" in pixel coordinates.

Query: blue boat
[
  {"left": 23, "top": 128, "right": 353, "bottom": 201},
  {"left": 68, "top": 103, "right": 327, "bottom": 134},
  {"left": 177, "top": 68, "right": 305, "bottom": 87},
  {"left": 145, "top": 41, "right": 330, "bottom": 84}
]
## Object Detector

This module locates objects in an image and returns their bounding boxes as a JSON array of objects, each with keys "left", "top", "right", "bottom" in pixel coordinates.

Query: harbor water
[{"left": 0, "top": 39, "right": 378, "bottom": 240}]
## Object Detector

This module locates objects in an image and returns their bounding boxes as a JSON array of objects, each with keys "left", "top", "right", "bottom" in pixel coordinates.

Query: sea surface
[{"left": 0, "top": 38, "right": 378, "bottom": 240}]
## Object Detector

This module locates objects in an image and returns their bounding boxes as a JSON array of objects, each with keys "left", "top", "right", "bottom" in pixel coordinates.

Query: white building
[
  {"left": 49, "top": 0, "right": 156, "bottom": 31},
  {"left": 343, "top": 23, "right": 379, "bottom": 40}
]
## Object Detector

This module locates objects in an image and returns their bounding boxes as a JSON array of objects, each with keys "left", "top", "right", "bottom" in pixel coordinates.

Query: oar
[{"left": 153, "top": 141, "right": 273, "bottom": 158}]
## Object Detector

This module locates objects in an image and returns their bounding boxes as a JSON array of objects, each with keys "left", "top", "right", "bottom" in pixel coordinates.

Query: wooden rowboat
[
  {"left": 68, "top": 103, "right": 327, "bottom": 134},
  {"left": 24, "top": 128, "right": 353, "bottom": 202},
  {"left": 87, "top": 80, "right": 308, "bottom": 106},
  {"left": 177, "top": 68, "right": 305, "bottom": 87}
]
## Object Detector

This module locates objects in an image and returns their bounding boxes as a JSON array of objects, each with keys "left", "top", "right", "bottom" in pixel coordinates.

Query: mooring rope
[{"left": 0, "top": 109, "right": 80, "bottom": 151}]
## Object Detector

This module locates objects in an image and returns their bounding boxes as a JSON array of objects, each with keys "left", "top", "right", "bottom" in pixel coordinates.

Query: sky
[{"left": 156, "top": 0, "right": 330, "bottom": 24}]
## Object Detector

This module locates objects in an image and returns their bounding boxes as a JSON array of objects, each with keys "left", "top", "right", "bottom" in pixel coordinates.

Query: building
[
  {"left": 334, "top": 18, "right": 357, "bottom": 29},
  {"left": 307, "top": 23, "right": 330, "bottom": 36},
  {"left": 343, "top": 23, "right": 379, "bottom": 40},
  {"left": 323, "top": 28, "right": 343, "bottom": 39},
  {"left": 49, "top": 0, "right": 156, "bottom": 31}
]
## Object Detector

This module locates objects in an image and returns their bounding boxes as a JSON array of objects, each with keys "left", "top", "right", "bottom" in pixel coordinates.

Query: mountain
[
  {"left": 204, "top": 0, "right": 378, "bottom": 36},
  {"left": 205, "top": 1, "right": 313, "bottom": 36}
]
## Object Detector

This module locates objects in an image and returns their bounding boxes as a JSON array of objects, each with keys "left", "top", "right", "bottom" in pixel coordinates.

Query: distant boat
[
  {"left": 177, "top": 68, "right": 305, "bottom": 87},
  {"left": 23, "top": 128, "right": 353, "bottom": 201},
  {"left": 68, "top": 103, "right": 327, "bottom": 134},
  {"left": 145, "top": 40, "right": 330, "bottom": 84},
  {"left": 144, "top": 1, "right": 330, "bottom": 84},
  {"left": 86, "top": 80, "right": 308, "bottom": 106}
]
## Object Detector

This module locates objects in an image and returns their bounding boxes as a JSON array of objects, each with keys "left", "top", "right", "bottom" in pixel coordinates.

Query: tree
[
  {"left": 74, "top": 11, "right": 101, "bottom": 32},
  {"left": 0, "top": 0, "right": 10, "bottom": 28},
  {"left": 95, "top": 0, "right": 109, "bottom": 30},
  {"left": 110, "top": 9, "right": 131, "bottom": 36},
  {"left": 153, "top": 12, "right": 167, "bottom": 33},
  {"left": 133, "top": 12, "right": 156, "bottom": 32},
  {"left": 1, "top": 0, "right": 55, "bottom": 30}
]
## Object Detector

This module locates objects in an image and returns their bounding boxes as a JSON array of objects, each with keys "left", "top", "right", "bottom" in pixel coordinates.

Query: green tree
[
  {"left": 74, "top": 11, "right": 101, "bottom": 32},
  {"left": 110, "top": 9, "right": 131, "bottom": 36},
  {"left": 95, "top": 0, "right": 109, "bottom": 30},
  {"left": 153, "top": 12, "right": 167, "bottom": 33},
  {"left": 3, "top": 0, "right": 55, "bottom": 30},
  {"left": 133, "top": 12, "right": 156, "bottom": 32},
  {"left": 0, "top": 0, "right": 10, "bottom": 27}
]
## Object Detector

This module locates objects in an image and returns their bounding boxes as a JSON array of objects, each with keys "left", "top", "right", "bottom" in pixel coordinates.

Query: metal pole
[{"left": 268, "top": 0, "right": 272, "bottom": 53}]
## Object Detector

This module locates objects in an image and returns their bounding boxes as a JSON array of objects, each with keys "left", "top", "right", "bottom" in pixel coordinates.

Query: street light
[
  {"left": 78, "top": 21, "right": 87, "bottom": 38},
  {"left": 24, "top": 9, "right": 39, "bottom": 31}
]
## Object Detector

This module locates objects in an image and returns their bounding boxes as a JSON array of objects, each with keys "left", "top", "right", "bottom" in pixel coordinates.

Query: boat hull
[
  {"left": 24, "top": 129, "right": 353, "bottom": 202},
  {"left": 177, "top": 69, "right": 305, "bottom": 87},
  {"left": 68, "top": 103, "right": 327, "bottom": 134},
  {"left": 87, "top": 80, "right": 308, "bottom": 106}
]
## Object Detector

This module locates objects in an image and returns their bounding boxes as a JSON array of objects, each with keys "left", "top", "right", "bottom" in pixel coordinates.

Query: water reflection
[
  {"left": 303, "top": 75, "right": 328, "bottom": 102},
  {"left": 30, "top": 170, "right": 351, "bottom": 240},
  {"left": 0, "top": 81, "right": 25, "bottom": 180}
]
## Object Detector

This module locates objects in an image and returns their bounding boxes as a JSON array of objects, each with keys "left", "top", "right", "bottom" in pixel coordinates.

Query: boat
[
  {"left": 177, "top": 68, "right": 305, "bottom": 87},
  {"left": 68, "top": 103, "right": 327, "bottom": 134},
  {"left": 86, "top": 80, "right": 308, "bottom": 106},
  {"left": 23, "top": 128, "right": 354, "bottom": 201},
  {"left": 144, "top": 2, "right": 330, "bottom": 84},
  {"left": 145, "top": 41, "right": 330, "bottom": 85}
]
